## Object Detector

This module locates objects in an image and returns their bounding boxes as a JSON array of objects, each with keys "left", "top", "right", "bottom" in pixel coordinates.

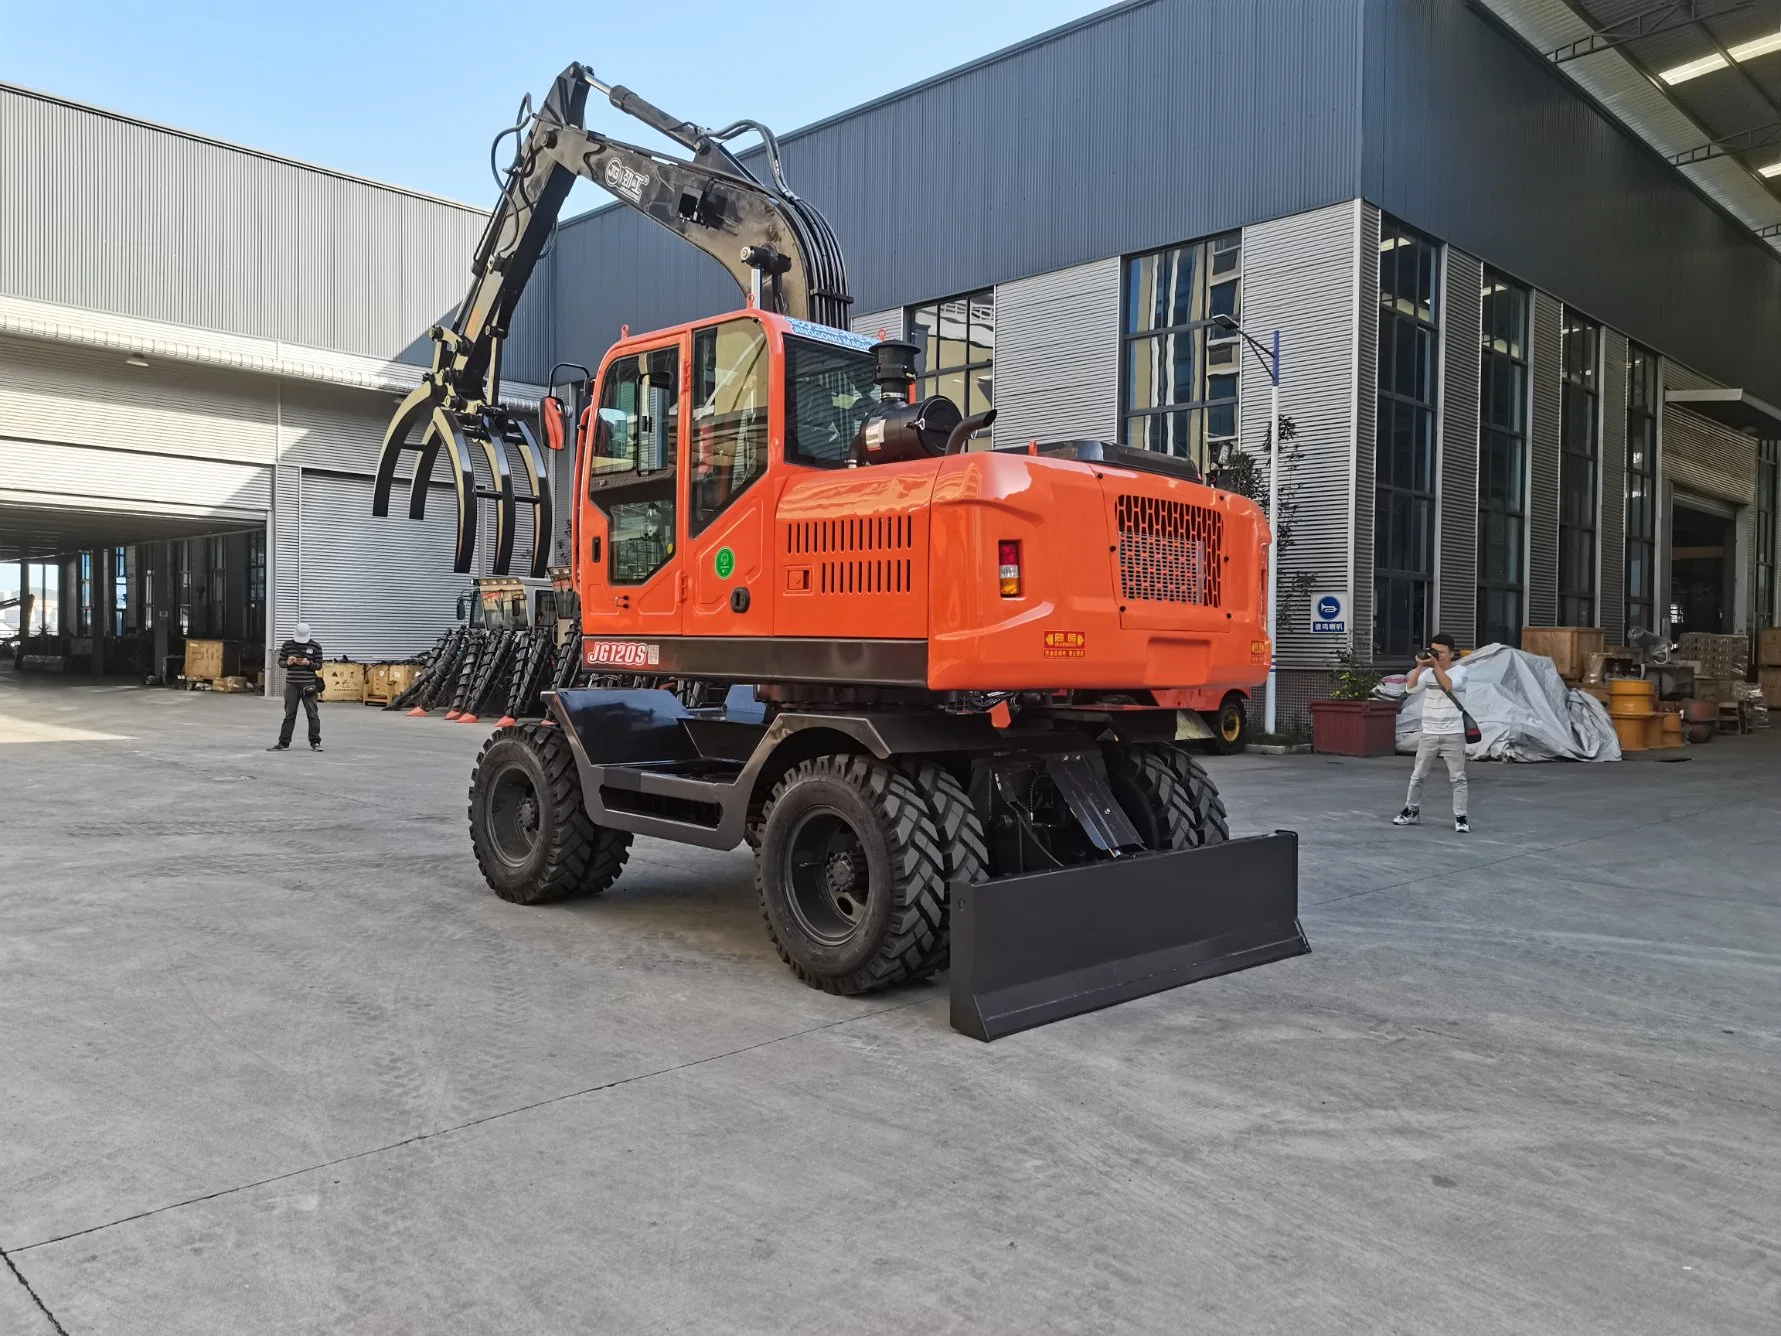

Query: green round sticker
[{"left": 714, "top": 547, "right": 736, "bottom": 579}]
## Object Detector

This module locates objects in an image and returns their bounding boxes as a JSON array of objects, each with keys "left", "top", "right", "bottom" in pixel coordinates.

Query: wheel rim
[
  {"left": 1221, "top": 707, "right": 1242, "bottom": 742},
  {"left": 781, "top": 806, "right": 872, "bottom": 947},
  {"left": 487, "top": 765, "right": 543, "bottom": 867}
]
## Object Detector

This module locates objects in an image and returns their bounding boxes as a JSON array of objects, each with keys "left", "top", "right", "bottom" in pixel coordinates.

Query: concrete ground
[{"left": 0, "top": 670, "right": 1776, "bottom": 1335}]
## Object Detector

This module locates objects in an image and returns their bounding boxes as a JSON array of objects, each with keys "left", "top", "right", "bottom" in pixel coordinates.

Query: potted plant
[{"left": 1309, "top": 642, "right": 1398, "bottom": 757}]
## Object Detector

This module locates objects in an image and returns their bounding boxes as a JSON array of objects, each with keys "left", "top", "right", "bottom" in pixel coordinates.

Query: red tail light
[{"left": 998, "top": 540, "right": 1022, "bottom": 597}]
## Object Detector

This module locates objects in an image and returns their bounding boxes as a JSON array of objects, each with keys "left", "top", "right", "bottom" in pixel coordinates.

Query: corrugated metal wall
[
  {"left": 849, "top": 309, "right": 904, "bottom": 340},
  {"left": 509, "top": 0, "right": 1366, "bottom": 382},
  {"left": 990, "top": 259, "right": 1121, "bottom": 451},
  {"left": 294, "top": 471, "right": 472, "bottom": 660},
  {"left": 0, "top": 335, "right": 276, "bottom": 465},
  {"left": 1661, "top": 364, "right": 1757, "bottom": 506},
  {"left": 1354, "top": 205, "right": 1380, "bottom": 656},
  {"left": 1239, "top": 202, "right": 1362, "bottom": 667},
  {"left": 0, "top": 437, "right": 270, "bottom": 514},
  {"left": 1438, "top": 249, "right": 1482, "bottom": 646},
  {"left": 1599, "top": 331, "right": 1628, "bottom": 643},
  {"left": 1361, "top": 0, "right": 1781, "bottom": 409},
  {"left": 0, "top": 85, "right": 484, "bottom": 364},
  {"left": 1526, "top": 291, "right": 1561, "bottom": 626}
]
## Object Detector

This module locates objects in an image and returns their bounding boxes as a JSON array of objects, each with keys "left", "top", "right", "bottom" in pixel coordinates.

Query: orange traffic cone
[
  {"left": 495, "top": 716, "right": 518, "bottom": 727},
  {"left": 407, "top": 707, "right": 427, "bottom": 717},
  {"left": 457, "top": 713, "right": 479, "bottom": 724},
  {"left": 444, "top": 709, "right": 461, "bottom": 720}
]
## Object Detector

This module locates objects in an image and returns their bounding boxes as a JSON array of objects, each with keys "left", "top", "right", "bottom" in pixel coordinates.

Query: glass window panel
[
  {"left": 1393, "top": 317, "right": 1417, "bottom": 400},
  {"left": 689, "top": 320, "right": 770, "bottom": 536},
  {"left": 936, "top": 298, "right": 969, "bottom": 372},
  {"left": 1205, "top": 371, "right": 1238, "bottom": 403},
  {"left": 909, "top": 304, "right": 939, "bottom": 376},
  {"left": 1211, "top": 233, "right": 1240, "bottom": 276},
  {"left": 1126, "top": 331, "right": 1197, "bottom": 411},
  {"left": 1209, "top": 277, "right": 1238, "bottom": 321},
  {"left": 937, "top": 370, "right": 968, "bottom": 415},
  {"left": 967, "top": 292, "right": 994, "bottom": 360},
  {"left": 1207, "top": 400, "right": 1236, "bottom": 440}
]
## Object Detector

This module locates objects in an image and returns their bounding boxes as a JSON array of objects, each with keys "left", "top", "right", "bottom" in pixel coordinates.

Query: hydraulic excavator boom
[{"left": 373, "top": 63, "right": 852, "bottom": 577}]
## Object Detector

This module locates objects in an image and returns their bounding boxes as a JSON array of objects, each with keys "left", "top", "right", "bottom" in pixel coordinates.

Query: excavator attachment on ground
[{"left": 375, "top": 63, "right": 1307, "bottom": 1040}]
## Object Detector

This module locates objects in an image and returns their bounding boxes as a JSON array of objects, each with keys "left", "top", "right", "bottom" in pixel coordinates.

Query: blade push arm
[{"left": 374, "top": 63, "right": 851, "bottom": 576}]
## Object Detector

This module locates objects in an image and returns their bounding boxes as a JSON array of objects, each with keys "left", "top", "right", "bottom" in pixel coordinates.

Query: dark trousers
[{"left": 280, "top": 682, "right": 321, "bottom": 746}]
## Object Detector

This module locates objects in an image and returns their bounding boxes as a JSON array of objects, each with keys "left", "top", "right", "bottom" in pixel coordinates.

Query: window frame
[
  {"left": 688, "top": 318, "right": 771, "bottom": 537},
  {"left": 1373, "top": 217, "right": 1443, "bottom": 660},
  {"left": 1119, "top": 232, "right": 1242, "bottom": 470},
  {"left": 1558, "top": 311, "right": 1602, "bottom": 628},
  {"left": 1477, "top": 269, "right": 1530, "bottom": 648},
  {"left": 586, "top": 339, "right": 684, "bottom": 588},
  {"left": 1625, "top": 344, "right": 1660, "bottom": 637},
  {"left": 906, "top": 289, "right": 995, "bottom": 417},
  {"left": 1757, "top": 437, "right": 1778, "bottom": 630}
]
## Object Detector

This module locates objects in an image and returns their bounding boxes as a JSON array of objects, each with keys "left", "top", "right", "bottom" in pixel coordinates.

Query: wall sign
[{"left": 1311, "top": 591, "right": 1350, "bottom": 635}]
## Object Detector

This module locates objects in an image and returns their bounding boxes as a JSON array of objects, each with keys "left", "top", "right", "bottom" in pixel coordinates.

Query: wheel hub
[{"left": 782, "top": 807, "right": 872, "bottom": 945}]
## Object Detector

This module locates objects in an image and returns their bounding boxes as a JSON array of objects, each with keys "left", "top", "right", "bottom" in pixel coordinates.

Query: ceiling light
[
  {"left": 125, "top": 354, "right": 149, "bottom": 368},
  {"left": 1761, "top": 161, "right": 1781, "bottom": 177},
  {"left": 1660, "top": 29, "right": 1781, "bottom": 84}
]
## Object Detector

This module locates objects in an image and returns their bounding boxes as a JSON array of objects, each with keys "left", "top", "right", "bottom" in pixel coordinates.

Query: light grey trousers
[{"left": 1405, "top": 733, "right": 1468, "bottom": 817}]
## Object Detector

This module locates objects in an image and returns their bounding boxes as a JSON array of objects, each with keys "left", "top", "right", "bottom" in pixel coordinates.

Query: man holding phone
[
  {"left": 268, "top": 621, "right": 324, "bottom": 753},
  {"left": 1393, "top": 631, "right": 1470, "bottom": 833}
]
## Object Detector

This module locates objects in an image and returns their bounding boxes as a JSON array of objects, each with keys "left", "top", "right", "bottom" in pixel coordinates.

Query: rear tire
[
  {"left": 897, "top": 758, "right": 989, "bottom": 978},
  {"left": 1156, "top": 745, "right": 1231, "bottom": 845},
  {"left": 756, "top": 755, "right": 949, "bottom": 995},
  {"left": 1203, "top": 692, "right": 1249, "bottom": 754},
  {"left": 468, "top": 723, "right": 631, "bottom": 904},
  {"left": 1104, "top": 744, "right": 1204, "bottom": 851}
]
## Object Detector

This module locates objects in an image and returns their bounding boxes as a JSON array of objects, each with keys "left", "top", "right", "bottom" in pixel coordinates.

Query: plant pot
[{"left": 1310, "top": 699, "right": 1401, "bottom": 757}]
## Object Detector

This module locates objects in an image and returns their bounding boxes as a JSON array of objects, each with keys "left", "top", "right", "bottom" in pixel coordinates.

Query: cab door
[
  {"left": 576, "top": 336, "right": 687, "bottom": 663},
  {"left": 683, "top": 316, "right": 775, "bottom": 637}
]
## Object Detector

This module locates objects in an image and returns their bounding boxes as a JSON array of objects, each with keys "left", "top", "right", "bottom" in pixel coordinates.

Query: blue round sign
[{"left": 1317, "top": 595, "right": 1341, "bottom": 619}]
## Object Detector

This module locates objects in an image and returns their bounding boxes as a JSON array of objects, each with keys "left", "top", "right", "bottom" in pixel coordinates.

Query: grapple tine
[
  {"left": 506, "top": 416, "right": 553, "bottom": 579},
  {"left": 422, "top": 406, "right": 480, "bottom": 575},
  {"left": 474, "top": 427, "right": 516, "bottom": 576},
  {"left": 372, "top": 384, "right": 436, "bottom": 518}
]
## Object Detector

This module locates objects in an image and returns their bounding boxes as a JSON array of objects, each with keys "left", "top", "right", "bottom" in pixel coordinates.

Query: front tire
[
  {"left": 1203, "top": 692, "right": 1249, "bottom": 754},
  {"left": 756, "top": 755, "right": 948, "bottom": 995},
  {"left": 468, "top": 723, "right": 631, "bottom": 904}
]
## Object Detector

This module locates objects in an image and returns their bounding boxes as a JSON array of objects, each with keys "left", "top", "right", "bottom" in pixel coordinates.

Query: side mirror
[{"left": 542, "top": 395, "right": 571, "bottom": 453}]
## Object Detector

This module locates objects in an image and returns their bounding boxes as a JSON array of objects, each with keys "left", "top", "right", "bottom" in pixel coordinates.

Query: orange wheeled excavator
[{"left": 374, "top": 64, "right": 1307, "bottom": 1039}]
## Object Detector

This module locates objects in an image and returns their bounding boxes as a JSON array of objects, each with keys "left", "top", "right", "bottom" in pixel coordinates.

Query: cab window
[
  {"left": 690, "top": 320, "right": 770, "bottom": 534},
  {"left": 590, "top": 347, "right": 679, "bottom": 585}
]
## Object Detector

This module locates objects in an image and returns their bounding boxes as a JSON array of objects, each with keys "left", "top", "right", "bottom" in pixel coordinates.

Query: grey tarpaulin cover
[{"left": 1382, "top": 644, "right": 1622, "bottom": 762}]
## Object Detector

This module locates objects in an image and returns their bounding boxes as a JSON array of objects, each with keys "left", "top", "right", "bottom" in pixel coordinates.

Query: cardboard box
[
  {"left": 1758, "top": 627, "right": 1781, "bottom": 668},
  {"left": 1520, "top": 627, "right": 1605, "bottom": 681},
  {"left": 1756, "top": 667, "right": 1781, "bottom": 703}
]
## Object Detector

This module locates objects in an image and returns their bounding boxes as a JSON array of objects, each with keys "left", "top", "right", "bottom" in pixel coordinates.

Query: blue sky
[{"left": 4, "top": 1, "right": 1108, "bottom": 209}]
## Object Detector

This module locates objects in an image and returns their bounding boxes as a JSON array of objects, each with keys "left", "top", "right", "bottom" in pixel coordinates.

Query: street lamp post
[{"left": 1214, "top": 316, "right": 1282, "bottom": 736}]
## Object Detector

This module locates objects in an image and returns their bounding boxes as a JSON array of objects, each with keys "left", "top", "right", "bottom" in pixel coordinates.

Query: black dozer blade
[{"left": 949, "top": 832, "right": 1308, "bottom": 1042}]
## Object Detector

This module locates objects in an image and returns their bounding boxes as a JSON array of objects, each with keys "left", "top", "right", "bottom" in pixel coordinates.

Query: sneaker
[
  {"left": 310, "top": 743, "right": 324, "bottom": 752},
  {"left": 266, "top": 743, "right": 288, "bottom": 751},
  {"left": 1454, "top": 816, "right": 1471, "bottom": 834},
  {"left": 1392, "top": 806, "right": 1420, "bottom": 826}
]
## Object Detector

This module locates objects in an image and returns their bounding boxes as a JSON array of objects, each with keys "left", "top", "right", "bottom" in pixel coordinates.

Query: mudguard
[{"left": 949, "top": 832, "right": 1308, "bottom": 1041}]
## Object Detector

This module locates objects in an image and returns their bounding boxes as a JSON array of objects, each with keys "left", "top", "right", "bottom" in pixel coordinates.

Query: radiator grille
[
  {"left": 1115, "top": 494, "right": 1222, "bottom": 606},
  {"left": 786, "top": 514, "right": 917, "bottom": 595}
]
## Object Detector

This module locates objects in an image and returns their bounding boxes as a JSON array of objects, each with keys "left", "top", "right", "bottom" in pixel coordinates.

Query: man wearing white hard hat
[{"left": 269, "top": 621, "right": 324, "bottom": 752}]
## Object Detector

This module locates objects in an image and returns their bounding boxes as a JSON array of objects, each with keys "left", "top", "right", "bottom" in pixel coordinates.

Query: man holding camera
[{"left": 1393, "top": 631, "right": 1470, "bottom": 833}]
